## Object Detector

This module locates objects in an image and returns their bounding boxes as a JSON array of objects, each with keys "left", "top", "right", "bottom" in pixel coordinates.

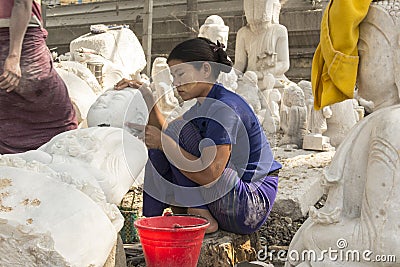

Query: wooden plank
[
  {"left": 46, "top": 0, "right": 242, "bottom": 18},
  {"left": 44, "top": 0, "right": 322, "bottom": 82},
  {"left": 45, "top": 0, "right": 243, "bottom": 27},
  {"left": 142, "top": 0, "right": 153, "bottom": 75}
]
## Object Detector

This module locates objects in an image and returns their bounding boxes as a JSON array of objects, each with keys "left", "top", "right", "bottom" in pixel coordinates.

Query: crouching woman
[{"left": 116, "top": 37, "right": 281, "bottom": 234}]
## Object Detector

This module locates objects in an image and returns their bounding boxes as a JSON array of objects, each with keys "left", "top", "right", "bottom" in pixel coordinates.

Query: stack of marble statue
[
  {"left": 287, "top": 1, "right": 400, "bottom": 265},
  {"left": 54, "top": 25, "right": 147, "bottom": 124},
  {"left": 147, "top": 0, "right": 366, "bottom": 151},
  {"left": 52, "top": 0, "right": 367, "bottom": 152},
  {"left": 2, "top": 0, "right": 398, "bottom": 265},
  {"left": 0, "top": 46, "right": 151, "bottom": 265},
  {"left": 232, "top": 0, "right": 368, "bottom": 150}
]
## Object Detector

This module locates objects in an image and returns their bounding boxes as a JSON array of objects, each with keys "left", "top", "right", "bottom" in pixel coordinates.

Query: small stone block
[{"left": 302, "top": 134, "right": 331, "bottom": 151}]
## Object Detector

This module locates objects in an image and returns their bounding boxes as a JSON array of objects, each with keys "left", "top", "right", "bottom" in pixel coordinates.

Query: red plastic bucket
[{"left": 134, "top": 215, "right": 210, "bottom": 267}]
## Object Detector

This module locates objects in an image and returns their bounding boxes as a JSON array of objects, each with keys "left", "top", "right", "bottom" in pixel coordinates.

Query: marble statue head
[
  {"left": 198, "top": 15, "right": 229, "bottom": 49},
  {"left": 269, "top": 88, "right": 281, "bottom": 102},
  {"left": 357, "top": 1, "right": 400, "bottom": 111},
  {"left": 284, "top": 84, "right": 306, "bottom": 107},
  {"left": 244, "top": 0, "right": 280, "bottom": 31},
  {"left": 87, "top": 88, "right": 148, "bottom": 137},
  {"left": 243, "top": 70, "right": 258, "bottom": 86}
]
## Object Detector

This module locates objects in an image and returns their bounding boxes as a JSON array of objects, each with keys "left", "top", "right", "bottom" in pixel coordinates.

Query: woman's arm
[
  {"left": 145, "top": 125, "right": 231, "bottom": 185},
  {"left": 164, "top": 136, "right": 231, "bottom": 185},
  {"left": 0, "top": 0, "right": 32, "bottom": 92},
  {"left": 115, "top": 78, "right": 167, "bottom": 130}
]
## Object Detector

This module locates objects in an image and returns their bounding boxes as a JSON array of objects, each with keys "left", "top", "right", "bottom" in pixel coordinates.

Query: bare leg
[{"left": 187, "top": 207, "right": 218, "bottom": 234}]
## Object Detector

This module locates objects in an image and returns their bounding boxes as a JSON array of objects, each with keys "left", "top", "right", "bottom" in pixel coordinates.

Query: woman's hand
[
  {"left": 114, "top": 78, "right": 143, "bottom": 90},
  {"left": 125, "top": 122, "right": 146, "bottom": 140},
  {"left": 144, "top": 125, "right": 163, "bottom": 150},
  {"left": 0, "top": 55, "right": 21, "bottom": 92}
]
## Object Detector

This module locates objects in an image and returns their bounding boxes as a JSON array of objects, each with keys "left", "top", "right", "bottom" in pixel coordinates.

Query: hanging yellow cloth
[{"left": 312, "top": 0, "right": 372, "bottom": 110}]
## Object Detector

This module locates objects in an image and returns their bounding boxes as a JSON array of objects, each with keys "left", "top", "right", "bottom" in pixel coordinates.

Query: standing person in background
[{"left": 0, "top": 0, "right": 77, "bottom": 154}]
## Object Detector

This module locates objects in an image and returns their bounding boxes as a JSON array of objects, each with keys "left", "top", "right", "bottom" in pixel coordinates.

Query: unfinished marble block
[
  {"left": 70, "top": 28, "right": 146, "bottom": 77},
  {"left": 302, "top": 134, "right": 332, "bottom": 151},
  {"left": 0, "top": 167, "right": 116, "bottom": 267},
  {"left": 55, "top": 67, "right": 97, "bottom": 123}
]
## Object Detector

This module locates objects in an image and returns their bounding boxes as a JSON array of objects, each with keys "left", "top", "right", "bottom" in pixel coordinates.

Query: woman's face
[
  {"left": 168, "top": 59, "right": 211, "bottom": 101},
  {"left": 357, "top": 17, "right": 399, "bottom": 110}
]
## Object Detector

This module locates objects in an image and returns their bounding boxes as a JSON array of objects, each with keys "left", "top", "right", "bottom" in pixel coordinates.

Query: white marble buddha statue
[
  {"left": 199, "top": 15, "right": 229, "bottom": 49},
  {"left": 198, "top": 15, "right": 238, "bottom": 91},
  {"left": 2, "top": 151, "right": 124, "bottom": 231},
  {"left": 286, "top": 2, "right": 400, "bottom": 266},
  {"left": 280, "top": 84, "right": 307, "bottom": 148},
  {"left": 38, "top": 127, "right": 148, "bottom": 205},
  {"left": 234, "top": 0, "right": 290, "bottom": 90},
  {"left": 151, "top": 57, "right": 181, "bottom": 120}
]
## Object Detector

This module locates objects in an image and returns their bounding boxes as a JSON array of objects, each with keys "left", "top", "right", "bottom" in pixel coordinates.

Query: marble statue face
[
  {"left": 357, "top": 6, "right": 398, "bottom": 109},
  {"left": 244, "top": 0, "right": 275, "bottom": 28},
  {"left": 87, "top": 89, "right": 147, "bottom": 136}
]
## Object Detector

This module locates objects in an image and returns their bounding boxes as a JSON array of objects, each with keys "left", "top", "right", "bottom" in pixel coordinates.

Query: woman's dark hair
[{"left": 167, "top": 37, "right": 233, "bottom": 79}]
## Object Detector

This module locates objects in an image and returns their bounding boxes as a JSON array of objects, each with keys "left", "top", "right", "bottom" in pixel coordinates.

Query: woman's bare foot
[
  {"left": 187, "top": 207, "right": 218, "bottom": 234},
  {"left": 170, "top": 206, "right": 188, "bottom": 214}
]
